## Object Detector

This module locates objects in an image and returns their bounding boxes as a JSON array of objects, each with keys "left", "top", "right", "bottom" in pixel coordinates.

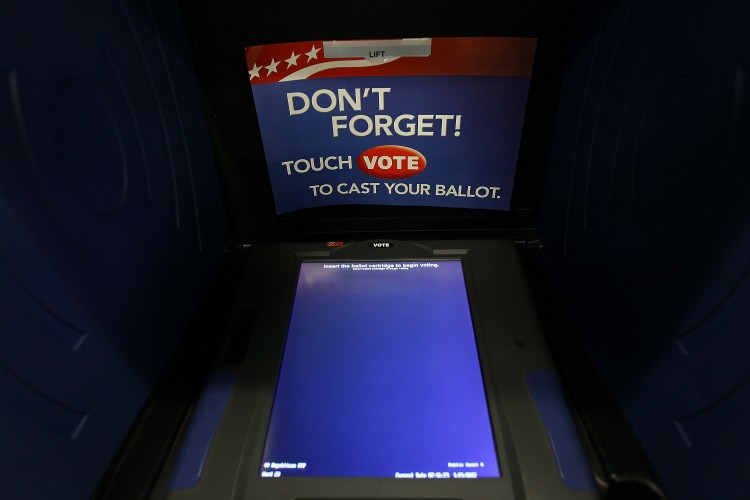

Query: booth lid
[{"left": 179, "top": 0, "right": 579, "bottom": 242}]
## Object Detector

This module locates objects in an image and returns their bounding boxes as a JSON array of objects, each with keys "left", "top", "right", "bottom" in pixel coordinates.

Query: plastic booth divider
[{"left": 1, "top": 1, "right": 226, "bottom": 499}]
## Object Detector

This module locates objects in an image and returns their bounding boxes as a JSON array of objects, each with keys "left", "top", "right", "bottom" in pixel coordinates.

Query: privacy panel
[
  {"left": 540, "top": 1, "right": 750, "bottom": 498},
  {"left": 0, "top": 1, "right": 226, "bottom": 498}
]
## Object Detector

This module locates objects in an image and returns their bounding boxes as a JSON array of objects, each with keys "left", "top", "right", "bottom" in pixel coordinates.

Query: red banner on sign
[{"left": 246, "top": 37, "right": 536, "bottom": 85}]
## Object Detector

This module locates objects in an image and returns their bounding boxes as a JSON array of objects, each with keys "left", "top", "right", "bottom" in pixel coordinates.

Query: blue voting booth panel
[
  {"left": 0, "top": 1, "right": 226, "bottom": 499},
  {"left": 540, "top": 1, "right": 750, "bottom": 499}
]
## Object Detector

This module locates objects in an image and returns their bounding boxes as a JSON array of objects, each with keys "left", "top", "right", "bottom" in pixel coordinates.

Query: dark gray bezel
[{"left": 157, "top": 239, "right": 599, "bottom": 500}]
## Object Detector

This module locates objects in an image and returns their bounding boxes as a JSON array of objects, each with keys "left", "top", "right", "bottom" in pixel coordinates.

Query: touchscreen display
[{"left": 259, "top": 260, "right": 500, "bottom": 479}]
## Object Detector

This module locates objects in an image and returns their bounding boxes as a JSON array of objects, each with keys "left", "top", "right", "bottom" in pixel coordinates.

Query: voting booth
[{"left": 2, "top": 1, "right": 749, "bottom": 499}]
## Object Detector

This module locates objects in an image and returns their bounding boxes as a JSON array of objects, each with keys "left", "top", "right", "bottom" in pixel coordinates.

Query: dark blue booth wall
[
  {"left": 540, "top": 1, "right": 750, "bottom": 499},
  {"left": 0, "top": 1, "right": 226, "bottom": 499}
]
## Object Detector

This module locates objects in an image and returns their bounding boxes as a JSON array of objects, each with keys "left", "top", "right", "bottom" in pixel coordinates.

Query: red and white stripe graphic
[{"left": 245, "top": 37, "right": 537, "bottom": 85}]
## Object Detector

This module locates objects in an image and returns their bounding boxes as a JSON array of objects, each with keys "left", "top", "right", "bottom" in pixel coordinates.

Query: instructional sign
[{"left": 244, "top": 37, "right": 536, "bottom": 214}]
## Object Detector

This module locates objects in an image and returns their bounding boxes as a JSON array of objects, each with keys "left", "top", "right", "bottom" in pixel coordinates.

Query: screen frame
[
  {"left": 244, "top": 246, "right": 515, "bottom": 498},
  {"left": 157, "top": 239, "right": 599, "bottom": 500}
]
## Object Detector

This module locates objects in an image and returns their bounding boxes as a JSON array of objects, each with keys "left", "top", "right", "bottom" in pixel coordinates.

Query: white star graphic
[
  {"left": 265, "top": 58, "right": 280, "bottom": 75},
  {"left": 248, "top": 63, "right": 262, "bottom": 80},
  {"left": 285, "top": 51, "right": 300, "bottom": 68},
  {"left": 305, "top": 45, "right": 321, "bottom": 62}
]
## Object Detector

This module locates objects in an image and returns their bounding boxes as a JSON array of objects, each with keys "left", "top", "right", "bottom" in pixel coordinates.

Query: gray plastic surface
[{"left": 153, "top": 239, "right": 601, "bottom": 500}]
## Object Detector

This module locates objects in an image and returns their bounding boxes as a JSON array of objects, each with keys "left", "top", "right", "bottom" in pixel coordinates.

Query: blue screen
[{"left": 259, "top": 260, "right": 500, "bottom": 479}]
